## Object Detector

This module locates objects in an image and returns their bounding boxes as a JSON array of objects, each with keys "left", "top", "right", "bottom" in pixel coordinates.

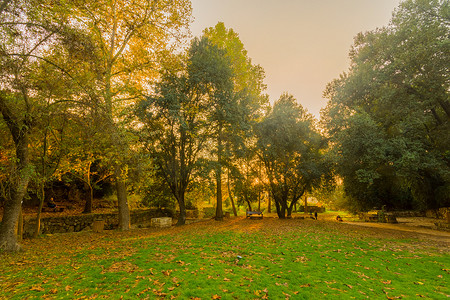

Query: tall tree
[
  {"left": 322, "top": 0, "right": 449, "bottom": 211},
  {"left": 256, "top": 94, "right": 327, "bottom": 218},
  {"left": 0, "top": 0, "right": 74, "bottom": 251},
  {"left": 202, "top": 22, "right": 268, "bottom": 220},
  {"left": 65, "top": 0, "right": 192, "bottom": 230},
  {"left": 136, "top": 38, "right": 221, "bottom": 225}
]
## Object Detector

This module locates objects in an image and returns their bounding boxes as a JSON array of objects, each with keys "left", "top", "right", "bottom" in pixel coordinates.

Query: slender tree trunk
[
  {"left": 83, "top": 162, "right": 93, "bottom": 214},
  {"left": 17, "top": 208, "right": 23, "bottom": 241},
  {"left": 304, "top": 195, "right": 308, "bottom": 214},
  {"left": 258, "top": 192, "right": 261, "bottom": 211},
  {"left": 34, "top": 183, "right": 45, "bottom": 238},
  {"left": 267, "top": 192, "right": 271, "bottom": 213},
  {"left": 115, "top": 166, "right": 130, "bottom": 230},
  {"left": 227, "top": 170, "right": 237, "bottom": 216},
  {"left": 215, "top": 124, "right": 223, "bottom": 221}
]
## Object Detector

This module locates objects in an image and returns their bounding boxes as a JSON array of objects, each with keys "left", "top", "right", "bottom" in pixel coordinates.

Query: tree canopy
[
  {"left": 256, "top": 94, "right": 328, "bottom": 218},
  {"left": 322, "top": 0, "right": 449, "bottom": 211}
]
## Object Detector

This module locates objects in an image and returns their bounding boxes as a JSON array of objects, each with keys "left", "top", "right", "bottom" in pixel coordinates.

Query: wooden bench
[
  {"left": 42, "top": 206, "right": 65, "bottom": 213},
  {"left": 246, "top": 211, "right": 263, "bottom": 218}
]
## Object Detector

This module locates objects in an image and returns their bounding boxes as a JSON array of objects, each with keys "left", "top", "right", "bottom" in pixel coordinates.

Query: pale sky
[{"left": 190, "top": 0, "right": 402, "bottom": 118}]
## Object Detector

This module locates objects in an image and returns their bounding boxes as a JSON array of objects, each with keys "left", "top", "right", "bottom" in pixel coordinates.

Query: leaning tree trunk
[
  {"left": 0, "top": 132, "right": 30, "bottom": 251},
  {"left": 287, "top": 199, "right": 297, "bottom": 218},
  {"left": 244, "top": 191, "right": 252, "bottom": 211},
  {"left": 275, "top": 201, "right": 283, "bottom": 219}
]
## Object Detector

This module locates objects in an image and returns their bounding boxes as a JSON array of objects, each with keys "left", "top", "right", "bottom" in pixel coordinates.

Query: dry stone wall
[{"left": 22, "top": 209, "right": 173, "bottom": 239}]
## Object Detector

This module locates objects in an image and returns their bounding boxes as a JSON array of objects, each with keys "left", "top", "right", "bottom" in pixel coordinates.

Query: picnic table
[
  {"left": 41, "top": 206, "right": 65, "bottom": 212},
  {"left": 246, "top": 211, "right": 263, "bottom": 218}
]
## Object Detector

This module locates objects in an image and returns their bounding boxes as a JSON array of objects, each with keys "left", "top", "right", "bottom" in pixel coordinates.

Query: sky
[{"left": 190, "top": 0, "right": 402, "bottom": 118}]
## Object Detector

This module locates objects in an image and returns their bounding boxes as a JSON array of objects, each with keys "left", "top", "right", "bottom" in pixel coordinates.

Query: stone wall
[
  {"left": 391, "top": 208, "right": 450, "bottom": 219},
  {"left": 22, "top": 209, "right": 173, "bottom": 239}
]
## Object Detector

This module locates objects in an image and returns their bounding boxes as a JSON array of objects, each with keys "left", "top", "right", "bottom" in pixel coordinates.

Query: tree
[
  {"left": 0, "top": 0, "right": 74, "bottom": 251},
  {"left": 322, "top": 0, "right": 449, "bottom": 211},
  {"left": 63, "top": 0, "right": 192, "bottom": 230},
  {"left": 256, "top": 94, "right": 327, "bottom": 218},
  {"left": 136, "top": 38, "right": 218, "bottom": 225},
  {"left": 202, "top": 22, "right": 268, "bottom": 220}
]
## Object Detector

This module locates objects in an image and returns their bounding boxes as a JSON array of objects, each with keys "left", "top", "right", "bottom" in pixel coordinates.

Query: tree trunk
[
  {"left": 287, "top": 198, "right": 298, "bottom": 218},
  {"left": 215, "top": 124, "right": 223, "bottom": 221},
  {"left": 0, "top": 132, "right": 30, "bottom": 251},
  {"left": 227, "top": 170, "right": 238, "bottom": 217},
  {"left": 34, "top": 184, "right": 45, "bottom": 238},
  {"left": 274, "top": 199, "right": 285, "bottom": 219},
  {"left": 83, "top": 182, "right": 93, "bottom": 214},
  {"left": 83, "top": 162, "right": 93, "bottom": 214},
  {"left": 176, "top": 193, "right": 187, "bottom": 226},
  {"left": 258, "top": 192, "right": 261, "bottom": 211},
  {"left": 17, "top": 208, "right": 23, "bottom": 241},
  {"left": 115, "top": 166, "right": 130, "bottom": 230},
  {"left": 267, "top": 192, "right": 271, "bottom": 213},
  {"left": 246, "top": 199, "right": 252, "bottom": 212},
  {"left": 304, "top": 195, "right": 308, "bottom": 214}
]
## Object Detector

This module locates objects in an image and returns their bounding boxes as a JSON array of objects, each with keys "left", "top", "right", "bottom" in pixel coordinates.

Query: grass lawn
[{"left": 1, "top": 216, "right": 449, "bottom": 299}]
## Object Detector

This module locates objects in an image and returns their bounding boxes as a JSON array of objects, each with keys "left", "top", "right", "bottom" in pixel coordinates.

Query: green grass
[{"left": 1, "top": 218, "right": 448, "bottom": 299}]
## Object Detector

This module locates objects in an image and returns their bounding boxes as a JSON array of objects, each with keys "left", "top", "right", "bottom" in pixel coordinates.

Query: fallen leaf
[{"left": 30, "top": 285, "right": 44, "bottom": 292}]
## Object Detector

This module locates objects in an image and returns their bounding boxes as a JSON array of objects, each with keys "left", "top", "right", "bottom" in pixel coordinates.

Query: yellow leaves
[
  {"left": 212, "top": 295, "right": 221, "bottom": 299},
  {"left": 30, "top": 284, "right": 45, "bottom": 292},
  {"left": 275, "top": 282, "right": 288, "bottom": 287},
  {"left": 176, "top": 260, "right": 185, "bottom": 266},
  {"left": 254, "top": 288, "right": 268, "bottom": 297},
  {"left": 105, "top": 261, "right": 141, "bottom": 273}
]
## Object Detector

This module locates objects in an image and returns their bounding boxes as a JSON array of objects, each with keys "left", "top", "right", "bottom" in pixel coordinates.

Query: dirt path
[{"left": 343, "top": 220, "right": 450, "bottom": 244}]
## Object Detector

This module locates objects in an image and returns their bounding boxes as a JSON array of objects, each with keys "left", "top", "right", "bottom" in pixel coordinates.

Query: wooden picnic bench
[
  {"left": 41, "top": 206, "right": 65, "bottom": 213},
  {"left": 246, "top": 211, "right": 263, "bottom": 218}
]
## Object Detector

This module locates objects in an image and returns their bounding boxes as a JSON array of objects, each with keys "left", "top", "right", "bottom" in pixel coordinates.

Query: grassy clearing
[{"left": 1, "top": 217, "right": 449, "bottom": 299}]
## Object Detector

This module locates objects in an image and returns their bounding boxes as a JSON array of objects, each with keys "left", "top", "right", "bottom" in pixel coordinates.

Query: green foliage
[
  {"left": 256, "top": 94, "right": 330, "bottom": 218},
  {"left": 140, "top": 175, "right": 176, "bottom": 210},
  {"left": 322, "top": 0, "right": 450, "bottom": 211},
  {"left": 135, "top": 37, "right": 232, "bottom": 223}
]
